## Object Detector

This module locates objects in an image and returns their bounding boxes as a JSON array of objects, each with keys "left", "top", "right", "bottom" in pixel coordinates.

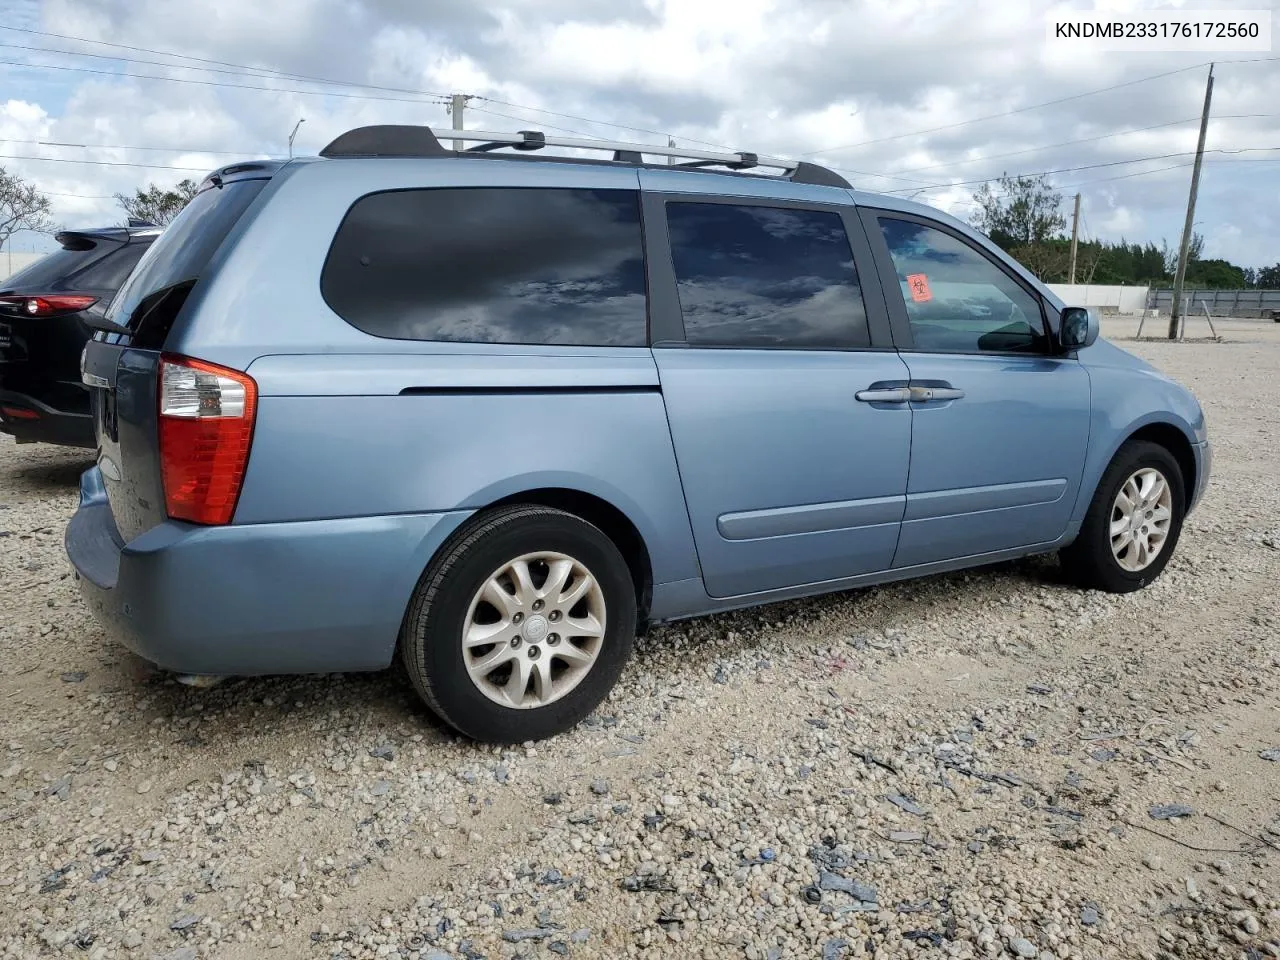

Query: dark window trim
[
  {"left": 320, "top": 185, "right": 650, "bottom": 349},
  {"left": 860, "top": 207, "right": 1059, "bottom": 358},
  {"left": 644, "top": 192, "right": 896, "bottom": 353}
]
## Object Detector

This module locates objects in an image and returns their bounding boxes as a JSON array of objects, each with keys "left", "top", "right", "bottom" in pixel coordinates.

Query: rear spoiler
[{"left": 53, "top": 230, "right": 129, "bottom": 252}]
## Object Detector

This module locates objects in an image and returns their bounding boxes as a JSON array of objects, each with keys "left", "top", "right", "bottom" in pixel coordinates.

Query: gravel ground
[{"left": 1, "top": 316, "right": 1278, "bottom": 960}]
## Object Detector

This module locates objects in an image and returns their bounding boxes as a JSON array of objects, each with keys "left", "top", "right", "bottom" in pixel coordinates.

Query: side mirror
[{"left": 1059, "top": 306, "right": 1099, "bottom": 350}]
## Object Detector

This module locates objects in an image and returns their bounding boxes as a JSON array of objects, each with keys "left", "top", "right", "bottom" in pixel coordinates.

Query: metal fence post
[{"left": 1200, "top": 300, "right": 1219, "bottom": 338}]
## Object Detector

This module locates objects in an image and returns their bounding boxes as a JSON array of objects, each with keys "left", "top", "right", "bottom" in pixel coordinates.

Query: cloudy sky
[{"left": 1, "top": 0, "right": 1277, "bottom": 268}]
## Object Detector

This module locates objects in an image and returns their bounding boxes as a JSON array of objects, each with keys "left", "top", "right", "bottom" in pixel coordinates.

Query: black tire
[
  {"left": 1059, "top": 440, "right": 1186, "bottom": 593},
  {"left": 399, "top": 504, "right": 636, "bottom": 743}
]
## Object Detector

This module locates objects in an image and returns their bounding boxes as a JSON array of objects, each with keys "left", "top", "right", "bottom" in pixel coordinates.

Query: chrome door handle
[
  {"left": 855, "top": 387, "right": 912, "bottom": 403},
  {"left": 909, "top": 386, "right": 965, "bottom": 402}
]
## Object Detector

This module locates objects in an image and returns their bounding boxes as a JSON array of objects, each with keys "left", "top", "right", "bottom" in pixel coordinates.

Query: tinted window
[
  {"left": 878, "top": 217, "right": 1048, "bottom": 354},
  {"left": 665, "top": 202, "right": 870, "bottom": 348},
  {"left": 107, "top": 178, "right": 267, "bottom": 330},
  {"left": 75, "top": 240, "right": 151, "bottom": 292},
  {"left": 321, "top": 188, "right": 647, "bottom": 346},
  {"left": 2, "top": 246, "right": 108, "bottom": 291}
]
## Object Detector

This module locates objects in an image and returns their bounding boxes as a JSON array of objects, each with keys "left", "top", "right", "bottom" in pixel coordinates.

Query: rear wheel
[
  {"left": 400, "top": 505, "right": 636, "bottom": 742},
  {"left": 1059, "top": 440, "right": 1186, "bottom": 593}
]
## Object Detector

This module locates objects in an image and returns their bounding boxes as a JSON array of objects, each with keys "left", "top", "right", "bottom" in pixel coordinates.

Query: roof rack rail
[{"left": 319, "top": 124, "right": 850, "bottom": 188}]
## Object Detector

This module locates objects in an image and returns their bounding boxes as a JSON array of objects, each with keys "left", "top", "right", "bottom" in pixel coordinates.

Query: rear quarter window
[{"left": 320, "top": 187, "right": 648, "bottom": 347}]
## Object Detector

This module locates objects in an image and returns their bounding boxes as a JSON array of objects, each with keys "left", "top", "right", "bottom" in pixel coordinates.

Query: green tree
[
  {"left": 1256, "top": 263, "right": 1280, "bottom": 288},
  {"left": 0, "top": 166, "right": 54, "bottom": 251},
  {"left": 115, "top": 178, "right": 199, "bottom": 227},
  {"left": 970, "top": 173, "right": 1067, "bottom": 251},
  {"left": 1184, "top": 258, "right": 1246, "bottom": 289}
]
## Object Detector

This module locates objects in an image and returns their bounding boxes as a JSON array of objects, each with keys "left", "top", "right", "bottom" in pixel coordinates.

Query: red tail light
[
  {"left": 0, "top": 294, "right": 98, "bottom": 317},
  {"left": 158, "top": 354, "right": 257, "bottom": 525},
  {"left": 1, "top": 405, "right": 40, "bottom": 420}
]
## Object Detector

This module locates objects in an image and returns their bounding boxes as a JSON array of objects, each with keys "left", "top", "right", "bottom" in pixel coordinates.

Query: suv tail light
[
  {"left": 0, "top": 294, "right": 98, "bottom": 317},
  {"left": 158, "top": 354, "right": 257, "bottom": 525}
]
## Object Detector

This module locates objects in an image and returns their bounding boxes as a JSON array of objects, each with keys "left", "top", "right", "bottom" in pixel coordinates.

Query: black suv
[{"left": 0, "top": 221, "right": 159, "bottom": 447}]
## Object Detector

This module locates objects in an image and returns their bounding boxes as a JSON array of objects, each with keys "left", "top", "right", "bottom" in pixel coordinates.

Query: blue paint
[{"left": 63, "top": 147, "right": 1210, "bottom": 680}]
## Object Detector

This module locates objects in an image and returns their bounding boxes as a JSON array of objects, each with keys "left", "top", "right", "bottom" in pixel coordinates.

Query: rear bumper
[
  {"left": 0, "top": 387, "right": 94, "bottom": 447},
  {"left": 65, "top": 466, "right": 472, "bottom": 676}
]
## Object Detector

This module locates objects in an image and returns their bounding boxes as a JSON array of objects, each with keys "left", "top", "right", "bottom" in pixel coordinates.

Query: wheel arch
[
  {"left": 1123, "top": 421, "right": 1196, "bottom": 503},
  {"left": 483, "top": 487, "right": 654, "bottom": 626},
  {"left": 1075, "top": 416, "right": 1198, "bottom": 525}
]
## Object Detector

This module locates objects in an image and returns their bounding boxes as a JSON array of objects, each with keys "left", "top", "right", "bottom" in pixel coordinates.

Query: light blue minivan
[{"left": 67, "top": 125, "right": 1210, "bottom": 742}]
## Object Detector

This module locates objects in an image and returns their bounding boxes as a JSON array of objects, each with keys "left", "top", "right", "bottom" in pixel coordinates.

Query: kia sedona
[{"left": 65, "top": 126, "right": 1210, "bottom": 743}]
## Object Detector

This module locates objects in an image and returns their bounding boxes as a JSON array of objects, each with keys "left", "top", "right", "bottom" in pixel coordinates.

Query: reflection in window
[
  {"left": 322, "top": 188, "right": 648, "bottom": 346},
  {"left": 878, "top": 218, "right": 1047, "bottom": 354},
  {"left": 75, "top": 242, "right": 150, "bottom": 292},
  {"left": 666, "top": 202, "right": 870, "bottom": 348}
]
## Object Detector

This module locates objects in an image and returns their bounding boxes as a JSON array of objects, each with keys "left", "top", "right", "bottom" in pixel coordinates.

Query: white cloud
[
  {"left": 0, "top": 0, "right": 1275, "bottom": 267},
  {"left": 1095, "top": 204, "right": 1140, "bottom": 237}
]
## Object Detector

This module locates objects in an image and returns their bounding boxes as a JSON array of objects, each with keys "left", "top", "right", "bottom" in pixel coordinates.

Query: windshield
[{"left": 106, "top": 178, "right": 267, "bottom": 329}]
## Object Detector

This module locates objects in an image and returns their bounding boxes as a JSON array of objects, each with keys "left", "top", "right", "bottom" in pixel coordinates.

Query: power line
[
  {"left": 1059, "top": 160, "right": 1195, "bottom": 189},
  {"left": 805, "top": 63, "right": 1209, "bottom": 156},
  {"left": 0, "top": 57, "right": 449, "bottom": 105},
  {"left": 804, "top": 57, "right": 1280, "bottom": 158},
  {"left": 0, "top": 26, "right": 454, "bottom": 100},
  {"left": 0, "top": 25, "right": 724, "bottom": 153},
  {"left": 45, "top": 190, "right": 116, "bottom": 199},
  {"left": 883, "top": 147, "right": 1280, "bottom": 193},
  {"left": 0, "top": 137, "right": 257, "bottom": 156},
  {"left": 0, "top": 152, "right": 211, "bottom": 171},
  {"left": 0, "top": 40, "right": 365, "bottom": 87},
  {"left": 904, "top": 154, "right": 1280, "bottom": 199},
  {"left": 884, "top": 116, "right": 1270, "bottom": 177},
  {"left": 464, "top": 105, "right": 597, "bottom": 139},
  {"left": 848, "top": 112, "right": 1279, "bottom": 187},
  {"left": 472, "top": 96, "right": 738, "bottom": 152},
  {"left": 890, "top": 118, "right": 1197, "bottom": 176},
  {"left": 7, "top": 23, "right": 1279, "bottom": 179}
]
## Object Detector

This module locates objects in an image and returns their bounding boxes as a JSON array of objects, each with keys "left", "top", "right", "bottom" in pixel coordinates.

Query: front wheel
[
  {"left": 400, "top": 505, "right": 637, "bottom": 743},
  {"left": 1059, "top": 440, "right": 1186, "bottom": 593}
]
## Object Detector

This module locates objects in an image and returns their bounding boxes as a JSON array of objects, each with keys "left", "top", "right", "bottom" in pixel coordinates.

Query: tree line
[{"left": 970, "top": 172, "right": 1279, "bottom": 289}]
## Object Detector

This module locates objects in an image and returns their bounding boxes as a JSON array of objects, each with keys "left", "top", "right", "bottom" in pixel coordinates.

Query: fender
[{"left": 1071, "top": 339, "right": 1207, "bottom": 523}]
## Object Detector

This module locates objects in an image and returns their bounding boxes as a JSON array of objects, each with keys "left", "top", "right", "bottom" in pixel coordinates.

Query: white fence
[
  {"left": 0, "top": 251, "right": 45, "bottom": 283},
  {"left": 1047, "top": 283, "right": 1150, "bottom": 314}
]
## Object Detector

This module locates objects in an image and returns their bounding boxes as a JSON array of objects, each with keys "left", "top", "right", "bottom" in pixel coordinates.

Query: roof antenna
[{"left": 288, "top": 117, "right": 305, "bottom": 158}]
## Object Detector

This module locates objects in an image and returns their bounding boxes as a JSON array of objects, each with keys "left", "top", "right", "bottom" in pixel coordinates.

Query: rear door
[
  {"left": 860, "top": 208, "right": 1091, "bottom": 568},
  {"left": 84, "top": 175, "right": 269, "bottom": 543},
  {"left": 640, "top": 175, "right": 912, "bottom": 598}
]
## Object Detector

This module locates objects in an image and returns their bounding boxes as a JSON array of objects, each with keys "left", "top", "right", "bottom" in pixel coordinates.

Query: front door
[
  {"left": 641, "top": 182, "right": 912, "bottom": 598},
  {"left": 862, "top": 209, "right": 1091, "bottom": 569}
]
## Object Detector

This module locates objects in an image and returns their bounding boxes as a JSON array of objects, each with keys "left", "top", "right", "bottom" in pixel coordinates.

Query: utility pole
[
  {"left": 448, "top": 94, "right": 471, "bottom": 152},
  {"left": 1068, "top": 192, "right": 1081, "bottom": 285},
  {"left": 667, "top": 136, "right": 676, "bottom": 166},
  {"left": 1169, "top": 63, "right": 1214, "bottom": 339}
]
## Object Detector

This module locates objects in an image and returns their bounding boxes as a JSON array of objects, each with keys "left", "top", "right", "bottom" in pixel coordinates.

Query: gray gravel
[{"left": 1, "top": 315, "right": 1279, "bottom": 960}]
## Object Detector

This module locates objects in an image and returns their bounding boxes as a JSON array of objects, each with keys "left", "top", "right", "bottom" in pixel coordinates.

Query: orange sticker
[{"left": 906, "top": 273, "right": 932, "bottom": 303}]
